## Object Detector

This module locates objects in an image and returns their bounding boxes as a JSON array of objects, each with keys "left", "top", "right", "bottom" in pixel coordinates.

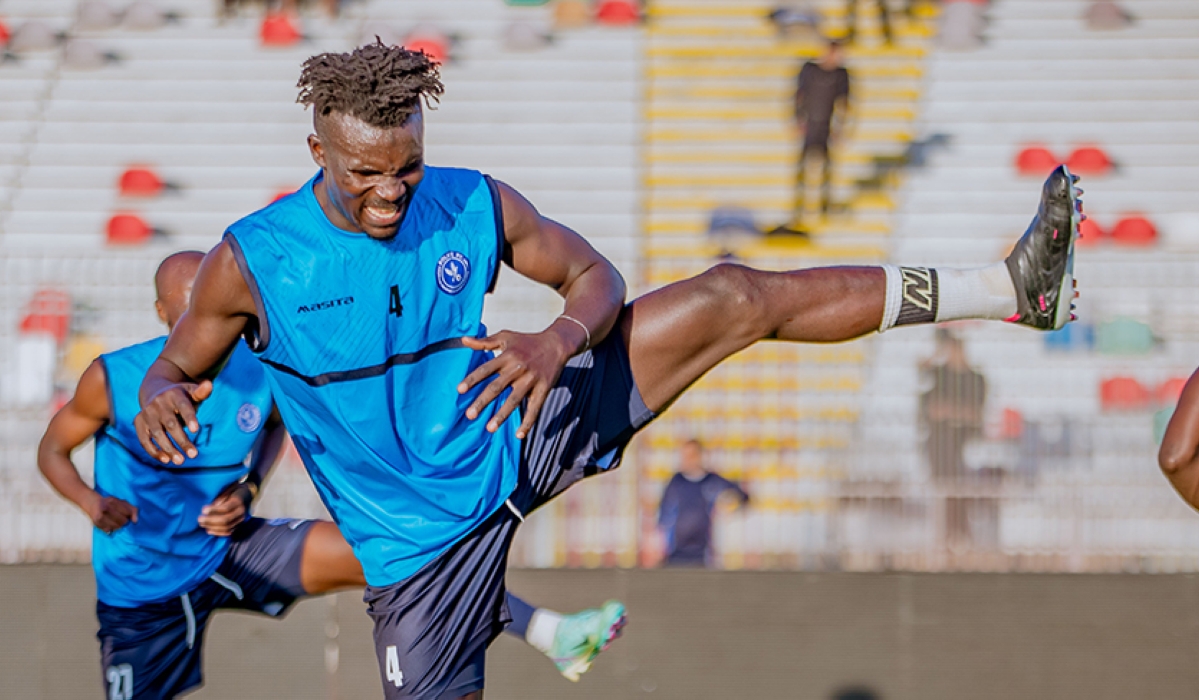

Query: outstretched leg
[{"left": 624, "top": 166, "right": 1082, "bottom": 413}]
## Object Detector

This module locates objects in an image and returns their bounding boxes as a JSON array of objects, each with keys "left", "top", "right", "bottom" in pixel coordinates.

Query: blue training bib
[
  {"left": 225, "top": 166, "right": 519, "bottom": 586},
  {"left": 92, "top": 338, "right": 273, "bottom": 607}
]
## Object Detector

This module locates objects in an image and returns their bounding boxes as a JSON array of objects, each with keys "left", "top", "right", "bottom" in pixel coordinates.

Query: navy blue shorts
[
  {"left": 365, "top": 324, "right": 655, "bottom": 699},
  {"left": 96, "top": 517, "right": 315, "bottom": 699}
]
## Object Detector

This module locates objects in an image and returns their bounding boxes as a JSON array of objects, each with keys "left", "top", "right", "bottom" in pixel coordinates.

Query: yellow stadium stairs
[{"left": 636, "top": 0, "right": 937, "bottom": 569}]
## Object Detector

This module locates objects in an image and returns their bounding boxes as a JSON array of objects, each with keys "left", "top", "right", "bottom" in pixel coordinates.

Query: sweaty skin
[
  {"left": 136, "top": 108, "right": 887, "bottom": 467},
  {"left": 136, "top": 106, "right": 624, "bottom": 464}
]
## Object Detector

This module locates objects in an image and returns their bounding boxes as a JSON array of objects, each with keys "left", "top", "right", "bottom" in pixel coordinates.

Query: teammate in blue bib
[
  {"left": 135, "top": 43, "right": 1080, "bottom": 699},
  {"left": 41, "top": 253, "right": 625, "bottom": 699}
]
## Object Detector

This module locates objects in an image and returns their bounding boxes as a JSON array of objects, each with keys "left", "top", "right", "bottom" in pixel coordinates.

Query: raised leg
[
  {"left": 622, "top": 264, "right": 885, "bottom": 412},
  {"left": 622, "top": 165, "right": 1083, "bottom": 415}
]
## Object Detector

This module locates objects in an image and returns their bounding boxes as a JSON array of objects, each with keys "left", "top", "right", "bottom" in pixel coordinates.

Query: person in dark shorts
[
  {"left": 135, "top": 42, "right": 1081, "bottom": 699},
  {"left": 39, "top": 253, "right": 624, "bottom": 699},
  {"left": 657, "top": 439, "right": 749, "bottom": 567},
  {"left": 786, "top": 38, "right": 851, "bottom": 230}
]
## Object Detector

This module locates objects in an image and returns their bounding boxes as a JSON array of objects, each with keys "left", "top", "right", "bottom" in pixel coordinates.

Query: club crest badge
[
  {"left": 436, "top": 251, "right": 471, "bottom": 295},
  {"left": 236, "top": 403, "right": 262, "bottom": 433}
]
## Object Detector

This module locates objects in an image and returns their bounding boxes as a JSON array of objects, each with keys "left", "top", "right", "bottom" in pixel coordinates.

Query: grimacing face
[{"left": 307, "top": 108, "right": 426, "bottom": 240}]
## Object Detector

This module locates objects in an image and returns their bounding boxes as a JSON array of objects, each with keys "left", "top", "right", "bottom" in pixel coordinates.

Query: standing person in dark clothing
[
  {"left": 657, "top": 439, "right": 750, "bottom": 567},
  {"left": 919, "top": 329, "right": 989, "bottom": 548},
  {"left": 785, "top": 38, "right": 851, "bottom": 231},
  {"left": 845, "top": 0, "right": 894, "bottom": 45}
]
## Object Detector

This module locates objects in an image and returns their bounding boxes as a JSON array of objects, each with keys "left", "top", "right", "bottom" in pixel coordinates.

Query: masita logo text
[{"left": 297, "top": 296, "right": 354, "bottom": 314}]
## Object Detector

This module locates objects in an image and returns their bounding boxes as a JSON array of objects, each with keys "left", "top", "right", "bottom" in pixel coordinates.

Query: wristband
[
  {"left": 558, "top": 314, "right": 591, "bottom": 351},
  {"left": 239, "top": 479, "right": 260, "bottom": 503}
]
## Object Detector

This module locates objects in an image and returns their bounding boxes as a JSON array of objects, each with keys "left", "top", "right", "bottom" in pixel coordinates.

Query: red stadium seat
[
  {"left": 1066, "top": 146, "right": 1113, "bottom": 176},
  {"left": 106, "top": 213, "right": 153, "bottom": 245},
  {"left": 596, "top": 0, "right": 640, "bottom": 24},
  {"left": 260, "top": 13, "right": 301, "bottom": 47},
  {"left": 1110, "top": 215, "right": 1157, "bottom": 246},
  {"left": 1015, "top": 145, "right": 1059, "bottom": 176},
  {"left": 271, "top": 188, "right": 297, "bottom": 203},
  {"left": 118, "top": 166, "right": 164, "bottom": 197},
  {"left": 20, "top": 289, "right": 71, "bottom": 345},
  {"left": 1158, "top": 378, "right": 1189, "bottom": 406},
  {"left": 1100, "top": 377, "right": 1150, "bottom": 411},
  {"left": 405, "top": 35, "right": 448, "bottom": 64},
  {"left": 1076, "top": 217, "right": 1104, "bottom": 247},
  {"left": 999, "top": 407, "right": 1023, "bottom": 440},
  {"left": 0, "top": 19, "right": 10, "bottom": 48}
]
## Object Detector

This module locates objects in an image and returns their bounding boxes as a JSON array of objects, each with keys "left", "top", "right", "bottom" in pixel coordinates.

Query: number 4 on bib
[{"left": 385, "top": 645, "right": 404, "bottom": 688}]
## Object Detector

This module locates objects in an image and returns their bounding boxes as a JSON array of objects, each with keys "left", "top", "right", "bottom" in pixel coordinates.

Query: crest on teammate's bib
[
  {"left": 436, "top": 251, "right": 471, "bottom": 295},
  {"left": 236, "top": 403, "right": 262, "bottom": 433}
]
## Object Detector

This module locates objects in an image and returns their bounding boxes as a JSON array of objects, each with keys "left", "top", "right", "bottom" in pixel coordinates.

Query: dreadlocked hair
[{"left": 296, "top": 40, "right": 444, "bottom": 128}]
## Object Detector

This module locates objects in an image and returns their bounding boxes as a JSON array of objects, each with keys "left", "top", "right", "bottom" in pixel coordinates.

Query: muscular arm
[
  {"left": 137, "top": 240, "right": 257, "bottom": 464},
  {"left": 38, "top": 360, "right": 138, "bottom": 532},
  {"left": 1160, "top": 367, "right": 1199, "bottom": 509},
  {"left": 459, "top": 180, "right": 626, "bottom": 438}
]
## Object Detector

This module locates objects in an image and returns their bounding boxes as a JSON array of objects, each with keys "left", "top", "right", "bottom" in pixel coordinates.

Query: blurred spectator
[
  {"left": 845, "top": 0, "right": 893, "bottom": 45},
  {"left": 767, "top": 4, "right": 821, "bottom": 38},
  {"left": 919, "top": 329, "right": 988, "bottom": 548},
  {"left": 657, "top": 439, "right": 749, "bottom": 567},
  {"left": 939, "top": 0, "right": 987, "bottom": 51},
  {"left": 784, "top": 38, "right": 850, "bottom": 231},
  {"left": 1084, "top": 1, "right": 1133, "bottom": 30}
]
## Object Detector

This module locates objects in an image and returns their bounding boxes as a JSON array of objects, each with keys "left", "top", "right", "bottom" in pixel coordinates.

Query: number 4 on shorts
[{"left": 385, "top": 645, "right": 404, "bottom": 688}]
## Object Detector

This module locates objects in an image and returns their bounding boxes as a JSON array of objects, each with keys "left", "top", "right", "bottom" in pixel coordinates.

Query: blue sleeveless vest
[
  {"left": 93, "top": 338, "right": 273, "bottom": 607},
  {"left": 224, "top": 166, "right": 519, "bottom": 586}
]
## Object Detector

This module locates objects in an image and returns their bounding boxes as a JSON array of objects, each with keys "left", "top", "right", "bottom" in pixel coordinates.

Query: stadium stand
[
  {"left": 0, "top": 0, "right": 643, "bottom": 565},
  {"left": 637, "top": 0, "right": 937, "bottom": 569},
  {"left": 2, "top": 0, "right": 1199, "bottom": 574},
  {"left": 855, "top": 0, "right": 1199, "bottom": 571}
]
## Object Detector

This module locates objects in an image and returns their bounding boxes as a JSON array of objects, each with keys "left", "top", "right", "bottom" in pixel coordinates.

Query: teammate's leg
[
  {"left": 507, "top": 594, "right": 627, "bottom": 682},
  {"left": 299, "top": 521, "right": 367, "bottom": 593},
  {"left": 622, "top": 166, "right": 1082, "bottom": 413}
]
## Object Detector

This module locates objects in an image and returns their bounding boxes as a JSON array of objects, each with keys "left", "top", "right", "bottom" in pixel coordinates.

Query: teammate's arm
[
  {"left": 1159, "top": 367, "right": 1199, "bottom": 509},
  {"left": 198, "top": 409, "right": 286, "bottom": 537},
  {"left": 38, "top": 360, "right": 139, "bottom": 533},
  {"left": 136, "top": 240, "right": 257, "bottom": 465},
  {"left": 458, "top": 180, "right": 626, "bottom": 439}
]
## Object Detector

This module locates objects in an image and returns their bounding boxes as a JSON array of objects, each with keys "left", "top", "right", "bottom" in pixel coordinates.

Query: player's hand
[
  {"left": 85, "top": 492, "right": 138, "bottom": 535},
  {"left": 458, "top": 328, "right": 576, "bottom": 440},
  {"left": 134, "top": 381, "right": 213, "bottom": 465},
  {"left": 198, "top": 482, "right": 251, "bottom": 537}
]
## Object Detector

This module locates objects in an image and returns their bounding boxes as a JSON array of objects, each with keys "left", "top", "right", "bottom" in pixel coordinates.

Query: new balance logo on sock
[{"left": 897, "top": 267, "right": 938, "bottom": 326}]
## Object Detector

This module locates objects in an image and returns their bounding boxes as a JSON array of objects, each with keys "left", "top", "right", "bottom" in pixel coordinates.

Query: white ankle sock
[
  {"left": 527, "top": 609, "right": 563, "bottom": 655},
  {"left": 880, "top": 262, "right": 1017, "bottom": 331}
]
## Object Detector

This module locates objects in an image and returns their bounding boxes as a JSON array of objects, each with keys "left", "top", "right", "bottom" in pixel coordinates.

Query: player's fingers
[
  {"left": 169, "top": 390, "right": 203, "bottom": 442},
  {"left": 461, "top": 333, "right": 506, "bottom": 352},
  {"left": 146, "top": 424, "right": 183, "bottom": 464},
  {"left": 157, "top": 413, "right": 196, "bottom": 465},
  {"left": 458, "top": 355, "right": 504, "bottom": 398},
  {"left": 488, "top": 374, "right": 534, "bottom": 433},
  {"left": 189, "top": 380, "right": 214, "bottom": 404},
  {"left": 201, "top": 499, "right": 231, "bottom": 517},
  {"left": 112, "top": 499, "right": 137, "bottom": 521},
  {"left": 515, "top": 382, "right": 550, "bottom": 440},
  {"left": 199, "top": 518, "right": 235, "bottom": 537},
  {"left": 135, "top": 413, "right": 170, "bottom": 462},
  {"left": 468, "top": 361, "right": 525, "bottom": 421},
  {"left": 460, "top": 361, "right": 517, "bottom": 414}
]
